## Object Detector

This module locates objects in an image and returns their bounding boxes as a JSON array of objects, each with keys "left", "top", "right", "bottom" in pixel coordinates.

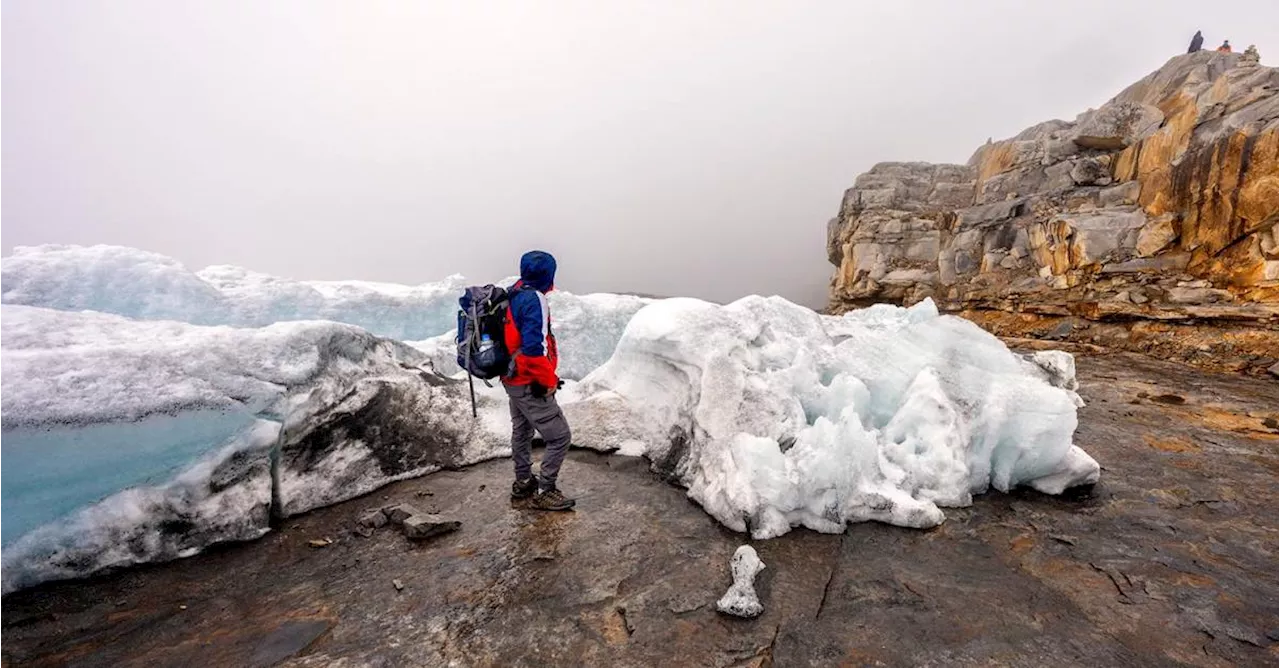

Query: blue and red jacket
[{"left": 503, "top": 251, "right": 560, "bottom": 389}]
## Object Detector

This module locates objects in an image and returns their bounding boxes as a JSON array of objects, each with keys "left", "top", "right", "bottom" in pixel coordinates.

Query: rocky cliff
[{"left": 826, "top": 50, "right": 1278, "bottom": 374}]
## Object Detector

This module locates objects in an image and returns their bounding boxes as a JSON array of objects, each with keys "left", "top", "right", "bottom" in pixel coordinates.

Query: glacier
[
  {"left": 406, "top": 291, "right": 652, "bottom": 382},
  {"left": 0, "top": 244, "right": 468, "bottom": 340},
  {"left": 0, "top": 305, "right": 515, "bottom": 593},
  {"left": 0, "top": 244, "right": 1099, "bottom": 592},
  {"left": 1, "top": 244, "right": 651, "bottom": 380}
]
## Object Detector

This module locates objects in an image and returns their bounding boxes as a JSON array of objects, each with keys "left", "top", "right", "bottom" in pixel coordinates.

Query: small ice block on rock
[{"left": 716, "top": 545, "right": 766, "bottom": 618}]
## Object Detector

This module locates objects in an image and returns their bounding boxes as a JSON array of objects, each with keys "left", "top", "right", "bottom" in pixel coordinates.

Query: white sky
[{"left": 3, "top": 1, "right": 1276, "bottom": 306}]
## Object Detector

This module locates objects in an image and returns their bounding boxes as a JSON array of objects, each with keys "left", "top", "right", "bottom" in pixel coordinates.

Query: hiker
[
  {"left": 503, "top": 250, "right": 576, "bottom": 511},
  {"left": 1217, "top": 40, "right": 1232, "bottom": 53},
  {"left": 1187, "top": 30, "right": 1203, "bottom": 53}
]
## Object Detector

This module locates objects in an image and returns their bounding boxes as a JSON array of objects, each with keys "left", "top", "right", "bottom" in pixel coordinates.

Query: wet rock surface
[{"left": 2, "top": 354, "right": 1276, "bottom": 667}]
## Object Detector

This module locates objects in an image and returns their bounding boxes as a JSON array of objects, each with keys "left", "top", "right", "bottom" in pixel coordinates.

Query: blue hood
[{"left": 519, "top": 250, "right": 557, "bottom": 292}]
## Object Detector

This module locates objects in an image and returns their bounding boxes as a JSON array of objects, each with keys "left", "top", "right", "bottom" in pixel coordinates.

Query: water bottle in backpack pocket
[{"left": 456, "top": 285, "right": 514, "bottom": 380}]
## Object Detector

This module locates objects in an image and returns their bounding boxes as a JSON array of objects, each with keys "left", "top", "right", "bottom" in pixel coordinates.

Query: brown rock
[
  {"left": 1135, "top": 215, "right": 1179, "bottom": 257},
  {"left": 1073, "top": 102, "right": 1164, "bottom": 150},
  {"left": 827, "top": 51, "right": 1278, "bottom": 373}
]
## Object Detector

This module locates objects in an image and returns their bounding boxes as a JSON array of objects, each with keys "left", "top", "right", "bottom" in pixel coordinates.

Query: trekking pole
[
  {"left": 466, "top": 302, "right": 478, "bottom": 418},
  {"left": 467, "top": 371, "right": 477, "bottom": 418}
]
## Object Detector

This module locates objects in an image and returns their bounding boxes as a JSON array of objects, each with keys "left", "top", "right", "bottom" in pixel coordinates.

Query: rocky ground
[{"left": 2, "top": 352, "right": 1276, "bottom": 668}]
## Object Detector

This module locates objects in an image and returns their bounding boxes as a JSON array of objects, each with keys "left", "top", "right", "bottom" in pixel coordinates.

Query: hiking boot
[
  {"left": 529, "top": 487, "right": 575, "bottom": 511},
  {"left": 511, "top": 477, "right": 538, "bottom": 500}
]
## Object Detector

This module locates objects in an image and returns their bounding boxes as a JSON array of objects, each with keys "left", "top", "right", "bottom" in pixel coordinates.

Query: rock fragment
[
  {"left": 402, "top": 515, "right": 461, "bottom": 541},
  {"left": 382, "top": 504, "right": 421, "bottom": 525},
  {"left": 358, "top": 509, "right": 388, "bottom": 529}
]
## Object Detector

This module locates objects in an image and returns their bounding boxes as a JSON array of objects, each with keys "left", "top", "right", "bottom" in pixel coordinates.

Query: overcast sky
[{"left": 3, "top": 1, "right": 1276, "bottom": 306}]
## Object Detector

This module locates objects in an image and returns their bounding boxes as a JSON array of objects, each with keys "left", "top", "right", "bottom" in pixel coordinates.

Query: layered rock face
[{"left": 827, "top": 51, "right": 1278, "bottom": 374}]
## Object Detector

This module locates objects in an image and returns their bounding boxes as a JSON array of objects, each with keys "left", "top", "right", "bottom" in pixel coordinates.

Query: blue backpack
[
  {"left": 456, "top": 285, "right": 514, "bottom": 381},
  {"left": 455, "top": 284, "right": 529, "bottom": 415}
]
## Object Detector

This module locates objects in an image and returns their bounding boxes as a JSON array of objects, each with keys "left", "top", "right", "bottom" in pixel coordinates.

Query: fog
[{"left": 3, "top": 1, "right": 1275, "bottom": 307}]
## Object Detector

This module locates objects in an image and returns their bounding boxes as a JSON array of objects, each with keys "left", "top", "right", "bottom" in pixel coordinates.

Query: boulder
[
  {"left": 1135, "top": 215, "right": 1179, "bottom": 257},
  {"left": 1099, "top": 181, "right": 1141, "bottom": 207},
  {"left": 1070, "top": 157, "right": 1113, "bottom": 186},
  {"left": 1073, "top": 102, "right": 1164, "bottom": 150}
]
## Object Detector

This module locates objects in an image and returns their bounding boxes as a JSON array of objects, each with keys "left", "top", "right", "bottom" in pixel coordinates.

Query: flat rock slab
[
  {"left": 402, "top": 515, "right": 460, "bottom": 540},
  {"left": 1, "top": 352, "right": 1275, "bottom": 667},
  {"left": 249, "top": 619, "right": 333, "bottom": 667}
]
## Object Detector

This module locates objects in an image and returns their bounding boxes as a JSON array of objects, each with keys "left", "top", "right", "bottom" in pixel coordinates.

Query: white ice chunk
[
  {"left": 716, "top": 545, "right": 766, "bottom": 618},
  {"left": 563, "top": 295, "right": 1099, "bottom": 538},
  {"left": 1025, "top": 445, "right": 1101, "bottom": 494},
  {"left": 1023, "top": 349, "right": 1084, "bottom": 407},
  {"left": 1027, "top": 350, "right": 1078, "bottom": 391}
]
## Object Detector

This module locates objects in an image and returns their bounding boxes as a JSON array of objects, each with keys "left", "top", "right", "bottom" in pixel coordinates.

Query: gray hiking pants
[{"left": 504, "top": 383, "right": 572, "bottom": 490}]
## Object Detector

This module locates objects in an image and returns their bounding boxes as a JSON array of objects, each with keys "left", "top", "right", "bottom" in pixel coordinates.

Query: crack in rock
[{"left": 816, "top": 535, "right": 845, "bottom": 620}]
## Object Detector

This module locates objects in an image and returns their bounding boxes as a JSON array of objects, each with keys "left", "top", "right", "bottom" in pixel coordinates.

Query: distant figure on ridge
[
  {"left": 1217, "top": 40, "right": 1232, "bottom": 53},
  {"left": 1187, "top": 30, "right": 1203, "bottom": 53}
]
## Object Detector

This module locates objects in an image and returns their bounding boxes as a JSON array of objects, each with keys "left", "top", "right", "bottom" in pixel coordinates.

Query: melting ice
[{"left": 0, "top": 245, "right": 1098, "bottom": 592}]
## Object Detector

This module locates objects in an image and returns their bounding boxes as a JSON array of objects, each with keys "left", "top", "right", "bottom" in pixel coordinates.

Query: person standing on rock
[
  {"left": 1217, "top": 40, "right": 1232, "bottom": 53},
  {"left": 1187, "top": 30, "right": 1203, "bottom": 53},
  {"left": 503, "top": 250, "right": 576, "bottom": 511}
]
